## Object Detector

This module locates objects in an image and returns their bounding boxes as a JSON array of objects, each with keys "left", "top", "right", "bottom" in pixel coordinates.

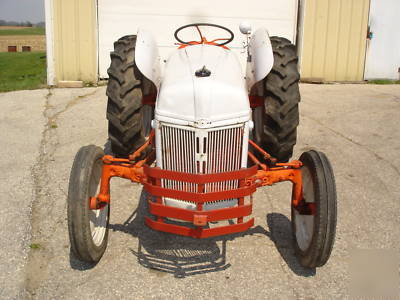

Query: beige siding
[
  {"left": 52, "top": 0, "right": 97, "bottom": 83},
  {"left": 301, "top": 0, "right": 370, "bottom": 81}
]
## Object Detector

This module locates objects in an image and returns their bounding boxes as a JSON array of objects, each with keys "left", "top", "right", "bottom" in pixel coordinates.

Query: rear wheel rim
[
  {"left": 88, "top": 158, "right": 108, "bottom": 247},
  {"left": 294, "top": 166, "right": 314, "bottom": 251}
]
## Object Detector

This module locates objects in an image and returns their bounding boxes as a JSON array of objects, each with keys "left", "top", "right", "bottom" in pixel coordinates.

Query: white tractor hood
[{"left": 155, "top": 44, "right": 251, "bottom": 128}]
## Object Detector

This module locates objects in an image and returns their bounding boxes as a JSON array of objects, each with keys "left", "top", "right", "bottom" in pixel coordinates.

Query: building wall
[
  {"left": 300, "top": 0, "right": 370, "bottom": 82},
  {"left": 48, "top": 0, "right": 376, "bottom": 84},
  {"left": 50, "top": 0, "right": 97, "bottom": 84},
  {"left": 48, "top": 0, "right": 298, "bottom": 84},
  {"left": 0, "top": 35, "right": 46, "bottom": 52}
]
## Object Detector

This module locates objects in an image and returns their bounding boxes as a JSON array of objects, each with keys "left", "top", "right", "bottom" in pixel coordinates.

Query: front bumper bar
[{"left": 143, "top": 165, "right": 258, "bottom": 238}]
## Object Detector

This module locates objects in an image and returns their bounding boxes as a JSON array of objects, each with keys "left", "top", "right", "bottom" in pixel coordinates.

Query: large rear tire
[
  {"left": 106, "top": 35, "right": 147, "bottom": 158},
  {"left": 253, "top": 36, "right": 300, "bottom": 162}
]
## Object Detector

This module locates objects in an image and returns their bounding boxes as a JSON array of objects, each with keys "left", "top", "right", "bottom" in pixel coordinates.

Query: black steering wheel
[{"left": 174, "top": 23, "right": 234, "bottom": 46}]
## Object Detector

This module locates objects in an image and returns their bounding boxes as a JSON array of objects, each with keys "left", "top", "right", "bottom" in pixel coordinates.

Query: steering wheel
[{"left": 174, "top": 23, "right": 234, "bottom": 47}]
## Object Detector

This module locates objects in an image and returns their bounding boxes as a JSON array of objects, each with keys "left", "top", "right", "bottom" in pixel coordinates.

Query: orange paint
[{"left": 89, "top": 135, "right": 306, "bottom": 237}]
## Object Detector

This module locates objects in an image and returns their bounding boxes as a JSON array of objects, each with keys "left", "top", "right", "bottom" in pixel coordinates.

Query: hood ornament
[{"left": 195, "top": 65, "right": 211, "bottom": 77}]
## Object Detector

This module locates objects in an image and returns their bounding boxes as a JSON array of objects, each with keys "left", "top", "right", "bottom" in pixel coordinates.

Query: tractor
[{"left": 67, "top": 23, "right": 337, "bottom": 269}]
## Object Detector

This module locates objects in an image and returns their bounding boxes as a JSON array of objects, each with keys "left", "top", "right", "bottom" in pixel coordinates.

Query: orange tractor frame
[{"left": 89, "top": 130, "right": 308, "bottom": 239}]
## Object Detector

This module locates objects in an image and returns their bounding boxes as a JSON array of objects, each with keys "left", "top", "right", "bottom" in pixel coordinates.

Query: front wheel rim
[
  {"left": 89, "top": 206, "right": 109, "bottom": 246},
  {"left": 88, "top": 157, "right": 108, "bottom": 247},
  {"left": 294, "top": 166, "right": 315, "bottom": 251}
]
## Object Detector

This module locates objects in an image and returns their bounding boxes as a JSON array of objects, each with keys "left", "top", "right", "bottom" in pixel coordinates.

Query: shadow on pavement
[
  {"left": 266, "top": 213, "right": 316, "bottom": 277},
  {"left": 69, "top": 251, "right": 97, "bottom": 271}
]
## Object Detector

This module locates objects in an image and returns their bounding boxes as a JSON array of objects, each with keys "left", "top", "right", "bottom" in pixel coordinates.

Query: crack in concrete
[
  {"left": 46, "top": 90, "right": 97, "bottom": 128},
  {"left": 24, "top": 88, "right": 54, "bottom": 298},
  {"left": 24, "top": 89, "right": 98, "bottom": 298},
  {"left": 302, "top": 114, "right": 400, "bottom": 176}
]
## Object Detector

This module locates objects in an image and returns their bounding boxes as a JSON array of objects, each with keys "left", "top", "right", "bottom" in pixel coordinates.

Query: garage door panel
[
  {"left": 301, "top": 0, "right": 369, "bottom": 82},
  {"left": 335, "top": 0, "right": 353, "bottom": 81},
  {"left": 100, "top": 0, "right": 296, "bottom": 23},
  {"left": 311, "top": 0, "right": 329, "bottom": 78},
  {"left": 348, "top": 1, "right": 369, "bottom": 80},
  {"left": 324, "top": 0, "right": 341, "bottom": 80},
  {"left": 99, "top": 15, "right": 295, "bottom": 48},
  {"left": 98, "top": 0, "right": 298, "bottom": 78}
]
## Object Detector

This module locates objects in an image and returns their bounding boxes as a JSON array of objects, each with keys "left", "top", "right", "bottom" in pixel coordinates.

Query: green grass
[
  {"left": 0, "top": 52, "right": 47, "bottom": 92},
  {"left": 0, "top": 27, "right": 45, "bottom": 36},
  {"left": 367, "top": 79, "right": 400, "bottom": 84},
  {"left": 29, "top": 243, "right": 41, "bottom": 249}
]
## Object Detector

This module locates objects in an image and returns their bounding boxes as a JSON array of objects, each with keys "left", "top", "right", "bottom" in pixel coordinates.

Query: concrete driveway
[{"left": 1, "top": 84, "right": 399, "bottom": 299}]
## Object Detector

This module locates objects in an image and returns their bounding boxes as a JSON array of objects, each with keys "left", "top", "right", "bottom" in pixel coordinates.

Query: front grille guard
[
  {"left": 143, "top": 165, "right": 258, "bottom": 238},
  {"left": 90, "top": 130, "right": 305, "bottom": 239}
]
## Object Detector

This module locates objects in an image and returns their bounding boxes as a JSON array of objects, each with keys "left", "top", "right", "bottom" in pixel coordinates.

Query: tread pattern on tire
[
  {"left": 293, "top": 150, "right": 337, "bottom": 268},
  {"left": 315, "top": 151, "right": 337, "bottom": 267},
  {"left": 261, "top": 36, "right": 300, "bottom": 162},
  {"left": 106, "top": 35, "right": 145, "bottom": 157}
]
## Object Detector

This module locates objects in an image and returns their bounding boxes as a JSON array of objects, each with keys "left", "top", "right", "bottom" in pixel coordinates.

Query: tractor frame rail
[{"left": 90, "top": 131, "right": 307, "bottom": 238}]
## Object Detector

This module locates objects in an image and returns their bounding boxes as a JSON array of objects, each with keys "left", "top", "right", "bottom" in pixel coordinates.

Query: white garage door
[
  {"left": 364, "top": 0, "right": 400, "bottom": 80},
  {"left": 98, "top": 0, "right": 298, "bottom": 78}
]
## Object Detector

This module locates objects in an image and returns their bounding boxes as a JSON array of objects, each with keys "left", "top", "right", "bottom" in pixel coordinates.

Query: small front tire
[
  {"left": 67, "top": 145, "right": 110, "bottom": 263},
  {"left": 292, "top": 150, "right": 337, "bottom": 268}
]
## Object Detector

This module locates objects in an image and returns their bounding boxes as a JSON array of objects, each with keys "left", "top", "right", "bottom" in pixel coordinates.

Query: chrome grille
[
  {"left": 160, "top": 124, "right": 244, "bottom": 194},
  {"left": 205, "top": 127, "right": 243, "bottom": 192},
  {"left": 160, "top": 125, "right": 197, "bottom": 193}
]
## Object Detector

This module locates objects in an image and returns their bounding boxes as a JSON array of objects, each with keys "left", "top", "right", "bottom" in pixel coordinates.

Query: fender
[
  {"left": 135, "top": 28, "right": 162, "bottom": 90},
  {"left": 246, "top": 27, "right": 274, "bottom": 92}
]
